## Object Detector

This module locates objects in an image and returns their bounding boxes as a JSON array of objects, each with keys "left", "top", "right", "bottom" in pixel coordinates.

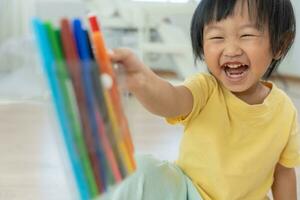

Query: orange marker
[{"left": 88, "top": 14, "right": 136, "bottom": 172}]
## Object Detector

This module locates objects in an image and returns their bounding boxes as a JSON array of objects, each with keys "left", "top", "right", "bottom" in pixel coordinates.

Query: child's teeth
[{"left": 228, "top": 64, "right": 241, "bottom": 68}]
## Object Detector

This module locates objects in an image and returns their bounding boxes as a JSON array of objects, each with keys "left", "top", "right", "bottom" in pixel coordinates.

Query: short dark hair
[{"left": 191, "top": 0, "right": 296, "bottom": 79}]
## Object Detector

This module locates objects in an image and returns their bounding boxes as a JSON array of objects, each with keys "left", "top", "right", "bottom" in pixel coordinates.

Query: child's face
[{"left": 203, "top": 2, "right": 275, "bottom": 93}]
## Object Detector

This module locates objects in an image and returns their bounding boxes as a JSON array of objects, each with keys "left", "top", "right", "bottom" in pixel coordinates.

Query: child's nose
[{"left": 223, "top": 42, "right": 243, "bottom": 58}]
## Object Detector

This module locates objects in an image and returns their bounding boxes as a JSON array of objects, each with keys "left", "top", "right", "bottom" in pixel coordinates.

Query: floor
[{"left": 0, "top": 77, "right": 299, "bottom": 199}]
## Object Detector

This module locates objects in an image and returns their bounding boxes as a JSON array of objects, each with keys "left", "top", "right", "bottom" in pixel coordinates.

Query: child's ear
[
  {"left": 273, "top": 32, "right": 295, "bottom": 60},
  {"left": 273, "top": 51, "right": 282, "bottom": 60}
]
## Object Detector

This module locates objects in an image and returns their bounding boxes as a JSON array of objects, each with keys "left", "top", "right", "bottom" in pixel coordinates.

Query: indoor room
[{"left": 0, "top": 0, "right": 299, "bottom": 199}]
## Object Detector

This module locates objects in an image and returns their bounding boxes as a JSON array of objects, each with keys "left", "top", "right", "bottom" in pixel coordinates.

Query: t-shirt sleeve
[
  {"left": 279, "top": 112, "right": 300, "bottom": 168},
  {"left": 166, "top": 73, "right": 217, "bottom": 126}
]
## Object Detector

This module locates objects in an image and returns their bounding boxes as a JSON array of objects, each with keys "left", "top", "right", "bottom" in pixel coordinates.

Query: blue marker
[
  {"left": 73, "top": 18, "right": 109, "bottom": 191},
  {"left": 32, "top": 18, "right": 90, "bottom": 200}
]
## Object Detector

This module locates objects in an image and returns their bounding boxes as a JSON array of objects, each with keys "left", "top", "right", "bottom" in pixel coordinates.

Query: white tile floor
[
  {"left": 0, "top": 102, "right": 72, "bottom": 200},
  {"left": 0, "top": 78, "right": 299, "bottom": 199}
]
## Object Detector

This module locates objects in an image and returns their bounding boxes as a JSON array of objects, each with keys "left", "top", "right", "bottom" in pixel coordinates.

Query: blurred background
[{"left": 0, "top": 0, "right": 299, "bottom": 199}]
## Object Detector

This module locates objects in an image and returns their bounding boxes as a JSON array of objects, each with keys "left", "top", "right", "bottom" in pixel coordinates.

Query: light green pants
[{"left": 97, "top": 155, "right": 202, "bottom": 200}]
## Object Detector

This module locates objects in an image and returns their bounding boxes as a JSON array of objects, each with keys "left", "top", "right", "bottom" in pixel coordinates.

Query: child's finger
[
  {"left": 107, "top": 49, "right": 114, "bottom": 57},
  {"left": 108, "top": 48, "right": 132, "bottom": 63}
]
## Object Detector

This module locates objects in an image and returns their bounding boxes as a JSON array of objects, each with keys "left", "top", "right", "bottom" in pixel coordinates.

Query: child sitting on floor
[{"left": 102, "top": 0, "right": 300, "bottom": 199}]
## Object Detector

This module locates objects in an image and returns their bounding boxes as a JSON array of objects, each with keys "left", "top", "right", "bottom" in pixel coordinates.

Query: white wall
[
  {"left": 0, "top": 0, "right": 85, "bottom": 44},
  {"left": 0, "top": 0, "right": 36, "bottom": 44},
  {"left": 1, "top": 0, "right": 299, "bottom": 77},
  {"left": 278, "top": 0, "right": 300, "bottom": 77}
]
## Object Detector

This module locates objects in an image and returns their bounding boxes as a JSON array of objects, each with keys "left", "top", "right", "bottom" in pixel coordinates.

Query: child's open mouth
[{"left": 223, "top": 63, "right": 249, "bottom": 81}]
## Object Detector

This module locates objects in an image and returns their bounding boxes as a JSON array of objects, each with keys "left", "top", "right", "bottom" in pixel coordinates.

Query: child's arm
[
  {"left": 271, "top": 163, "right": 297, "bottom": 200},
  {"left": 109, "top": 48, "right": 193, "bottom": 118}
]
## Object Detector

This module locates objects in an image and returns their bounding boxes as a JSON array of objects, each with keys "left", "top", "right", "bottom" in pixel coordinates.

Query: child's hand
[
  {"left": 108, "top": 48, "right": 192, "bottom": 117},
  {"left": 108, "top": 48, "right": 150, "bottom": 92}
]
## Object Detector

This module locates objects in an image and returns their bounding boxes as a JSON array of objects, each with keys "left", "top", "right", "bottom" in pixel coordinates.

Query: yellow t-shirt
[{"left": 167, "top": 73, "right": 300, "bottom": 200}]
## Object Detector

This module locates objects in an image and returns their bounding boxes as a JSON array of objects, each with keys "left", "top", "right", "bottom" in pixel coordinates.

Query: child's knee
[
  {"left": 135, "top": 155, "right": 185, "bottom": 184},
  {"left": 135, "top": 156, "right": 187, "bottom": 198},
  {"left": 101, "top": 156, "right": 187, "bottom": 200},
  {"left": 135, "top": 154, "right": 162, "bottom": 171},
  {"left": 144, "top": 162, "right": 185, "bottom": 186}
]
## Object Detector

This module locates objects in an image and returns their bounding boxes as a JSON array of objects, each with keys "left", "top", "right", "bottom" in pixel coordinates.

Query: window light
[{"left": 132, "top": 0, "right": 190, "bottom": 3}]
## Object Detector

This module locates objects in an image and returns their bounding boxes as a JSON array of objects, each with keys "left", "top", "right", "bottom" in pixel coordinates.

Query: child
[{"left": 102, "top": 0, "right": 300, "bottom": 199}]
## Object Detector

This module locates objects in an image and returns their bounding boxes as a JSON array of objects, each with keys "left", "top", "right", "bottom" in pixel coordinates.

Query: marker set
[{"left": 32, "top": 15, "right": 135, "bottom": 200}]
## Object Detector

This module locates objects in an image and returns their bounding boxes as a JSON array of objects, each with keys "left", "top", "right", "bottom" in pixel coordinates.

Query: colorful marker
[
  {"left": 32, "top": 18, "right": 90, "bottom": 200},
  {"left": 88, "top": 14, "right": 136, "bottom": 173}
]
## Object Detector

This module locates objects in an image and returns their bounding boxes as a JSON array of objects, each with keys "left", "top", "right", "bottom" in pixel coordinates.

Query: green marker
[{"left": 44, "top": 22, "right": 99, "bottom": 197}]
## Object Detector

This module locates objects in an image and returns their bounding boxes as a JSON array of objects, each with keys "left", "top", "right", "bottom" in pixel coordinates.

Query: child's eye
[
  {"left": 241, "top": 34, "right": 255, "bottom": 38},
  {"left": 210, "top": 37, "right": 224, "bottom": 40}
]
